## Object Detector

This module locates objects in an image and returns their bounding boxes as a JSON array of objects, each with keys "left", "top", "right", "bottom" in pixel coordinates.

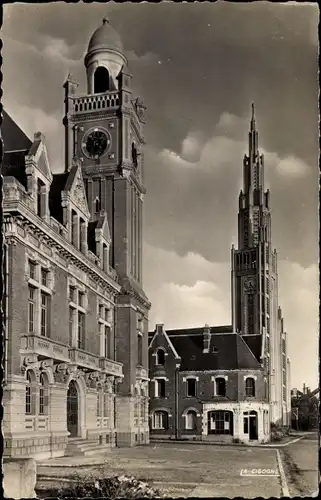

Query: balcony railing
[
  {"left": 72, "top": 92, "right": 120, "bottom": 114},
  {"left": 69, "top": 348, "right": 100, "bottom": 370},
  {"left": 99, "top": 357, "right": 123, "bottom": 377},
  {"left": 136, "top": 366, "right": 148, "bottom": 380},
  {"left": 21, "top": 334, "right": 70, "bottom": 362}
]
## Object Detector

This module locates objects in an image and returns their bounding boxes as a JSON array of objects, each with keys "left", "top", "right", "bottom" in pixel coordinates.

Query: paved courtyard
[{"left": 38, "top": 442, "right": 283, "bottom": 498}]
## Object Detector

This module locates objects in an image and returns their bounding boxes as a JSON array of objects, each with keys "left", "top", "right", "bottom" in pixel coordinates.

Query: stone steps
[{"left": 65, "top": 439, "right": 108, "bottom": 457}]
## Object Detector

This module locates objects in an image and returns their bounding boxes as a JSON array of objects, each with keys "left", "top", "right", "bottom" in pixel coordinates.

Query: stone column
[{"left": 80, "top": 220, "right": 88, "bottom": 255}]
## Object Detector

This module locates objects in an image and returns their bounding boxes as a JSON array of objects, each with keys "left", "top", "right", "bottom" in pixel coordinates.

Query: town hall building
[
  {"left": 148, "top": 106, "right": 291, "bottom": 444},
  {"left": 2, "top": 18, "right": 150, "bottom": 459}
]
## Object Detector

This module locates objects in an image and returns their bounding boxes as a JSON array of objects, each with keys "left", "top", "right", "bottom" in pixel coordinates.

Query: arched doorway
[
  {"left": 249, "top": 410, "right": 258, "bottom": 440},
  {"left": 67, "top": 380, "right": 79, "bottom": 437}
]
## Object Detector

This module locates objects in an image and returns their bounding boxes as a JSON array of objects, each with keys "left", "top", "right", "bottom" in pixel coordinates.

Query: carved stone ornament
[
  {"left": 40, "top": 359, "right": 54, "bottom": 370},
  {"left": 53, "top": 363, "right": 69, "bottom": 384},
  {"left": 85, "top": 371, "right": 100, "bottom": 389},
  {"left": 72, "top": 176, "right": 88, "bottom": 214},
  {"left": 23, "top": 354, "right": 39, "bottom": 366}
]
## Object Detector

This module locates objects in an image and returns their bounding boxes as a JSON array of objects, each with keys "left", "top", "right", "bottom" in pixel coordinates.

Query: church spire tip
[{"left": 250, "top": 102, "right": 256, "bottom": 131}]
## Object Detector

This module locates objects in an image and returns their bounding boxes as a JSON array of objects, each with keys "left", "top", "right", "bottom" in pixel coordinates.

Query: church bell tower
[
  {"left": 231, "top": 104, "right": 286, "bottom": 424},
  {"left": 63, "top": 18, "right": 151, "bottom": 446}
]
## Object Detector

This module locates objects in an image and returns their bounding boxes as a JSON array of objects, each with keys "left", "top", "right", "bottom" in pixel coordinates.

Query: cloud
[{"left": 144, "top": 243, "right": 231, "bottom": 330}]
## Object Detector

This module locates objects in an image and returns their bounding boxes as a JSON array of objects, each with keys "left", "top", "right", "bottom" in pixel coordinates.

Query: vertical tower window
[{"left": 94, "top": 66, "right": 110, "bottom": 94}]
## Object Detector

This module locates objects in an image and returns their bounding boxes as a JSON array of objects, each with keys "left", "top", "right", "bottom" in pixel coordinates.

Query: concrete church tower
[
  {"left": 231, "top": 104, "right": 291, "bottom": 426},
  {"left": 63, "top": 18, "right": 151, "bottom": 446}
]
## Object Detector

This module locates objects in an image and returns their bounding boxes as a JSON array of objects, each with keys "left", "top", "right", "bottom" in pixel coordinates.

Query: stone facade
[{"left": 2, "top": 19, "right": 150, "bottom": 459}]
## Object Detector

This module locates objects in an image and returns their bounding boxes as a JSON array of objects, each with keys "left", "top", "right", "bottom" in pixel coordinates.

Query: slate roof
[
  {"left": 168, "top": 332, "right": 261, "bottom": 371},
  {"left": 2, "top": 150, "right": 29, "bottom": 189},
  {"left": 2, "top": 110, "right": 32, "bottom": 152},
  {"left": 149, "top": 324, "right": 262, "bottom": 371},
  {"left": 241, "top": 334, "right": 262, "bottom": 362}
]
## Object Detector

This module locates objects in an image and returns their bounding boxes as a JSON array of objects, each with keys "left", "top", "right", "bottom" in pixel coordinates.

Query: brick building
[
  {"left": 2, "top": 18, "right": 150, "bottom": 459},
  {"left": 148, "top": 106, "right": 291, "bottom": 443}
]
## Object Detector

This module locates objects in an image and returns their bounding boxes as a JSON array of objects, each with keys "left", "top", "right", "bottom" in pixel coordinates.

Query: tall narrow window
[
  {"left": 137, "top": 334, "right": 143, "bottom": 366},
  {"left": 152, "top": 411, "right": 168, "bottom": 430},
  {"left": 41, "top": 268, "right": 49, "bottom": 287},
  {"left": 25, "top": 371, "right": 35, "bottom": 415},
  {"left": 185, "top": 410, "right": 197, "bottom": 430},
  {"left": 29, "top": 260, "right": 36, "bottom": 280},
  {"left": 104, "top": 325, "right": 110, "bottom": 358},
  {"left": 187, "top": 378, "right": 197, "bottom": 397},
  {"left": 78, "top": 311, "right": 86, "bottom": 350},
  {"left": 71, "top": 210, "right": 78, "bottom": 247},
  {"left": 69, "top": 307, "right": 74, "bottom": 346},
  {"left": 215, "top": 378, "right": 226, "bottom": 397},
  {"left": 37, "top": 179, "right": 44, "bottom": 217},
  {"left": 28, "top": 286, "right": 35, "bottom": 333},
  {"left": 155, "top": 379, "right": 166, "bottom": 398},
  {"left": 103, "top": 392, "right": 109, "bottom": 418},
  {"left": 245, "top": 377, "right": 255, "bottom": 397},
  {"left": 97, "top": 391, "right": 102, "bottom": 417},
  {"left": 40, "top": 292, "right": 49, "bottom": 337},
  {"left": 39, "top": 373, "right": 49, "bottom": 415}
]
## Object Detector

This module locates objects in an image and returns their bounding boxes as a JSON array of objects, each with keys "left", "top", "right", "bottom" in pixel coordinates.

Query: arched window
[
  {"left": 215, "top": 377, "right": 226, "bottom": 397},
  {"left": 94, "top": 67, "right": 110, "bottom": 94},
  {"left": 156, "top": 349, "right": 165, "bottom": 366},
  {"left": 185, "top": 410, "right": 197, "bottom": 430},
  {"left": 152, "top": 410, "right": 169, "bottom": 430},
  {"left": 25, "top": 371, "right": 36, "bottom": 415},
  {"left": 245, "top": 377, "right": 256, "bottom": 397},
  {"left": 39, "top": 372, "right": 49, "bottom": 415}
]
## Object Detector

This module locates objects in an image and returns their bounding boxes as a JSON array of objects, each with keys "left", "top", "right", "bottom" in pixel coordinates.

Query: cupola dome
[{"left": 87, "top": 18, "right": 123, "bottom": 54}]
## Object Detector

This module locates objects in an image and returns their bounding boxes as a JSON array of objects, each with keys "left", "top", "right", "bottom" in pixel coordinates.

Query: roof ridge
[{"left": 237, "top": 334, "right": 262, "bottom": 367}]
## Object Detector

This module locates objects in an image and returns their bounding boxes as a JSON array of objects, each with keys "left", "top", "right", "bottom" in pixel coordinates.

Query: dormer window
[{"left": 156, "top": 349, "right": 165, "bottom": 366}]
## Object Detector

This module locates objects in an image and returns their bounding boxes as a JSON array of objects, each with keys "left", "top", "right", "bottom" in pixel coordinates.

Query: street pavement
[
  {"left": 280, "top": 432, "right": 319, "bottom": 497},
  {"left": 37, "top": 442, "right": 282, "bottom": 498}
]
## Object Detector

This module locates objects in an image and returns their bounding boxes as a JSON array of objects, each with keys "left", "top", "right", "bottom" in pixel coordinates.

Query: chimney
[
  {"left": 303, "top": 383, "right": 306, "bottom": 394},
  {"left": 203, "top": 324, "right": 211, "bottom": 353},
  {"left": 156, "top": 324, "right": 164, "bottom": 335}
]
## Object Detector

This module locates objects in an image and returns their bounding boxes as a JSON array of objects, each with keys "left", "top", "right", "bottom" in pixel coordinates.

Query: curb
[
  {"left": 276, "top": 449, "right": 290, "bottom": 497},
  {"left": 150, "top": 435, "right": 305, "bottom": 448}
]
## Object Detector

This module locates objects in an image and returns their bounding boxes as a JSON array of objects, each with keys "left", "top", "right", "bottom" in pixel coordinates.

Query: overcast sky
[{"left": 2, "top": 2, "right": 319, "bottom": 390}]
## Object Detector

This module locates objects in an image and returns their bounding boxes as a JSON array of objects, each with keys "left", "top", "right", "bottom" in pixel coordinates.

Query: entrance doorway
[
  {"left": 67, "top": 380, "right": 79, "bottom": 437},
  {"left": 249, "top": 410, "right": 258, "bottom": 440}
]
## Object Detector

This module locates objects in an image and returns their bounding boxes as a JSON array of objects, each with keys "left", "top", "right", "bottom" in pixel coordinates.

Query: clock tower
[
  {"left": 231, "top": 104, "right": 286, "bottom": 424},
  {"left": 63, "top": 18, "right": 151, "bottom": 446}
]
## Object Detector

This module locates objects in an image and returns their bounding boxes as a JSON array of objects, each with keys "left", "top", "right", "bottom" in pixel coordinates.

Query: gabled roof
[
  {"left": 149, "top": 325, "right": 181, "bottom": 360},
  {"left": 63, "top": 163, "right": 90, "bottom": 219},
  {"left": 149, "top": 325, "right": 262, "bottom": 371},
  {"left": 26, "top": 132, "right": 52, "bottom": 182},
  {"left": 2, "top": 110, "right": 32, "bottom": 152}
]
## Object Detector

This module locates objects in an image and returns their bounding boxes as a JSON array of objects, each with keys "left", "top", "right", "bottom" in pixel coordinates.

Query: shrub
[{"left": 38, "top": 472, "right": 164, "bottom": 499}]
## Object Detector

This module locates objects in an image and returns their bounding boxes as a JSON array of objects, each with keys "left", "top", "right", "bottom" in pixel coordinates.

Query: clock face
[{"left": 82, "top": 128, "right": 110, "bottom": 159}]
